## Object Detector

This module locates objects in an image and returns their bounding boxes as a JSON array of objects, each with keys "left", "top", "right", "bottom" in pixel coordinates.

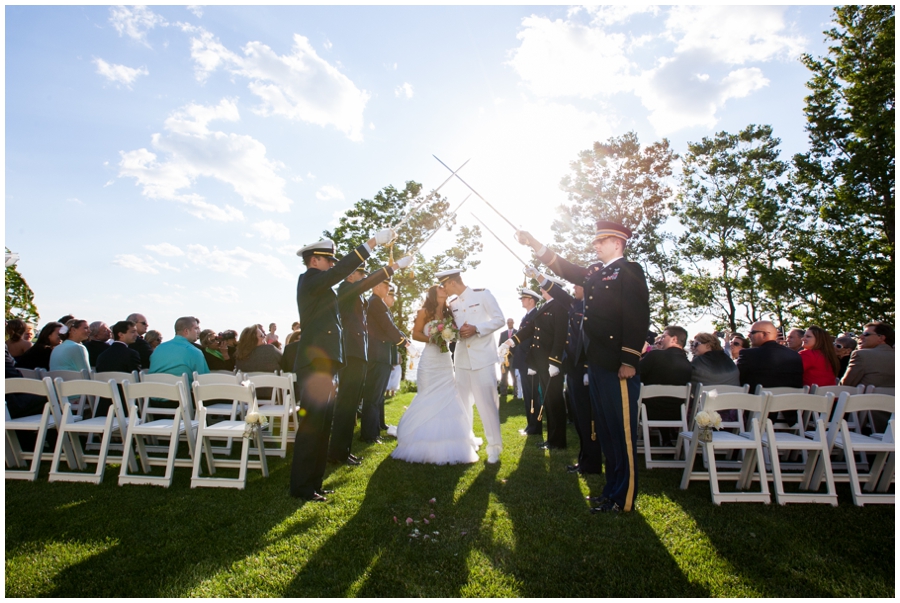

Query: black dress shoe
[
  {"left": 590, "top": 500, "right": 622, "bottom": 514},
  {"left": 360, "top": 438, "right": 383, "bottom": 444},
  {"left": 345, "top": 457, "right": 361, "bottom": 466},
  {"left": 586, "top": 495, "right": 611, "bottom": 505},
  {"left": 348, "top": 454, "right": 363, "bottom": 462},
  {"left": 307, "top": 493, "right": 328, "bottom": 503},
  {"left": 566, "top": 464, "right": 580, "bottom": 474}
]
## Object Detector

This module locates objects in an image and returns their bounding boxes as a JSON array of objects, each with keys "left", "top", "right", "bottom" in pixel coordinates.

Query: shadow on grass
[
  {"left": 5, "top": 457, "right": 302, "bottom": 597},
  {"left": 649, "top": 455, "right": 895, "bottom": 597}
]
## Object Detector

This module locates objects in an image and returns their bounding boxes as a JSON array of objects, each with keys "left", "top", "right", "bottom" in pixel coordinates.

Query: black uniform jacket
[
  {"left": 336, "top": 266, "right": 396, "bottom": 362},
  {"left": 512, "top": 307, "right": 537, "bottom": 371},
  {"left": 294, "top": 243, "right": 370, "bottom": 372},
  {"left": 365, "top": 294, "right": 408, "bottom": 365},
  {"left": 512, "top": 297, "right": 569, "bottom": 371},
  {"left": 539, "top": 251, "right": 650, "bottom": 373}
]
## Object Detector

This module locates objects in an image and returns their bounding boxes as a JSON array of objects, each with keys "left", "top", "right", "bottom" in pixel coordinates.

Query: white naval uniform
[{"left": 449, "top": 286, "right": 505, "bottom": 458}]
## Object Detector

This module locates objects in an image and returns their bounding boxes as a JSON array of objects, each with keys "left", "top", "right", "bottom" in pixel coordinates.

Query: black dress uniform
[
  {"left": 512, "top": 301, "right": 541, "bottom": 435},
  {"left": 360, "top": 292, "right": 408, "bottom": 442},
  {"left": 512, "top": 291, "right": 570, "bottom": 448},
  {"left": 290, "top": 240, "right": 370, "bottom": 500},
  {"left": 537, "top": 223, "right": 649, "bottom": 512},
  {"left": 327, "top": 266, "right": 396, "bottom": 464}
]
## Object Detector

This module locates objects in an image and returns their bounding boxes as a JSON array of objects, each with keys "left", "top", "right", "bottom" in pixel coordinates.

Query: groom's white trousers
[{"left": 456, "top": 364, "right": 502, "bottom": 454}]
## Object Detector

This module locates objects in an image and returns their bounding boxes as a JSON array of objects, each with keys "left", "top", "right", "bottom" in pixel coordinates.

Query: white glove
[
  {"left": 375, "top": 228, "right": 396, "bottom": 245},
  {"left": 500, "top": 339, "right": 514, "bottom": 350},
  {"left": 395, "top": 255, "right": 413, "bottom": 269},
  {"left": 523, "top": 266, "right": 542, "bottom": 280},
  {"left": 583, "top": 373, "right": 589, "bottom": 386},
  {"left": 527, "top": 368, "right": 536, "bottom": 376},
  {"left": 548, "top": 365, "right": 560, "bottom": 378}
]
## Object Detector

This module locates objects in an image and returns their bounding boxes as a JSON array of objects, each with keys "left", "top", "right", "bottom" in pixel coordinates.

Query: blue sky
[{"left": 5, "top": 5, "right": 835, "bottom": 340}]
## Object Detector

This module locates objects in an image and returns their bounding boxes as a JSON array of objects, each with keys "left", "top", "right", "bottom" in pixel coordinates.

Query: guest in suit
[
  {"left": 360, "top": 280, "right": 409, "bottom": 443},
  {"left": 126, "top": 313, "right": 153, "bottom": 370},
  {"left": 14, "top": 322, "right": 63, "bottom": 370},
  {"left": 497, "top": 318, "right": 516, "bottom": 395},
  {"left": 513, "top": 289, "right": 541, "bottom": 435},
  {"left": 95, "top": 320, "right": 142, "bottom": 417},
  {"left": 799, "top": 326, "right": 840, "bottom": 388},
  {"left": 85, "top": 322, "right": 112, "bottom": 367},
  {"left": 736, "top": 321, "right": 803, "bottom": 391},
  {"left": 841, "top": 322, "right": 895, "bottom": 388},
  {"left": 640, "top": 326, "right": 693, "bottom": 443}
]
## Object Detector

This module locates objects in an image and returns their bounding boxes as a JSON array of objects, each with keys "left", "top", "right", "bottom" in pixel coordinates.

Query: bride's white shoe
[{"left": 487, "top": 448, "right": 501, "bottom": 464}]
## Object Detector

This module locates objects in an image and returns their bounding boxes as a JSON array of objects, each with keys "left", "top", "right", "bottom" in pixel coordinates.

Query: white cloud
[
  {"left": 187, "top": 28, "right": 370, "bottom": 141},
  {"left": 66, "top": 197, "right": 83, "bottom": 205},
  {"left": 664, "top": 6, "right": 807, "bottom": 64},
  {"left": 323, "top": 38, "right": 333, "bottom": 50},
  {"left": 252, "top": 220, "right": 290, "bottom": 241},
  {"left": 109, "top": 5, "right": 167, "bottom": 47},
  {"left": 186, "top": 244, "right": 292, "bottom": 280},
  {"left": 118, "top": 98, "right": 293, "bottom": 219},
  {"left": 583, "top": 5, "right": 660, "bottom": 26},
  {"left": 93, "top": 58, "right": 148, "bottom": 88},
  {"left": 144, "top": 242, "right": 184, "bottom": 257},
  {"left": 113, "top": 254, "right": 180, "bottom": 274},
  {"left": 395, "top": 82, "right": 414, "bottom": 99},
  {"left": 203, "top": 286, "right": 241, "bottom": 304},
  {"left": 186, "top": 5, "right": 203, "bottom": 18},
  {"left": 316, "top": 185, "right": 344, "bottom": 201}
]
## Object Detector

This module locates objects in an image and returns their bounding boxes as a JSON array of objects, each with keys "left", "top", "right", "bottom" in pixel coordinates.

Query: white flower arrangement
[
  {"left": 243, "top": 410, "right": 269, "bottom": 439},
  {"left": 695, "top": 410, "right": 723, "bottom": 430}
]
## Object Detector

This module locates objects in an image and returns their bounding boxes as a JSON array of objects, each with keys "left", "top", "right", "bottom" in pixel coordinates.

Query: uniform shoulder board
[{"left": 473, "top": 288, "right": 485, "bottom": 291}]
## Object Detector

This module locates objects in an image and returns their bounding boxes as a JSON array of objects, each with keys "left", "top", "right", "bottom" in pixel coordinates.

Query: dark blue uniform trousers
[
  {"left": 359, "top": 361, "right": 392, "bottom": 441},
  {"left": 517, "top": 361, "right": 542, "bottom": 435},
  {"left": 588, "top": 364, "right": 640, "bottom": 511},
  {"left": 327, "top": 356, "right": 368, "bottom": 461},
  {"left": 290, "top": 359, "right": 339, "bottom": 499},
  {"left": 566, "top": 366, "right": 603, "bottom": 473}
]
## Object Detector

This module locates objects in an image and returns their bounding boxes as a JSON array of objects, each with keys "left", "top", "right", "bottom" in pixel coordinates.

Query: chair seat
[
  {"left": 63, "top": 417, "right": 120, "bottom": 433},
  {"left": 833, "top": 431, "right": 894, "bottom": 452},
  {"left": 206, "top": 403, "right": 242, "bottom": 414},
  {"left": 684, "top": 430, "right": 755, "bottom": 444},
  {"left": 6, "top": 414, "right": 83, "bottom": 428},
  {"left": 201, "top": 420, "right": 246, "bottom": 435},
  {"left": 132, "top": 418, "right": 198, "bottom": 433}
]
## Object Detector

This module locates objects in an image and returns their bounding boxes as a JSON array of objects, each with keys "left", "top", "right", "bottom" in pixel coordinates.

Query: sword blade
[
  {"left": 433, "top": 154, "right": 518, "bottom": 231},
  {"left": 409, "top": 194, "right": 473, "bottom": 255},
  {"left": 469, "top": 213, "right": 528, "bottom": 266},
  {"left": 393, "top": 159, "right": 470, "bottom": 231}
]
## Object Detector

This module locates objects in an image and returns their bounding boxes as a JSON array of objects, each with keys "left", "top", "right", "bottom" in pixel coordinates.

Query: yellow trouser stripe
[{"left": 620, "top": 377, "right": 636, "bottom": 511}]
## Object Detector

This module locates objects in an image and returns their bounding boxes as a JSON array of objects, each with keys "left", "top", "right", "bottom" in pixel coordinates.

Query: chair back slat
[
  {"left": 45, "top": 369, "right": 90, "bottom": 382},
  {"left": 55, "top": 378, "right": 119, "bottom": 399},
  {"left": 193, "top": 371, "right": 242, "bottom": 386},
  {"left": 192, "top": 382, "right": 256, "bottom": 405},
  {"left": 841, "top": 393, "right": 895, "bottom": 415},
  {"left": 6, "top": 376, "right": 57, "bottom": 398},
  {"left": 754, "top": 385, "right": 809, "bottom": 396},
  {"left": 639, "top": 383, "right": 692, "bottom": 402},
  {"left": 698, "top": 391, "right": 768, "bottom": 414},
  {"left": 242, "top": 373, "right": 291, "bottom": 389},
  {"left": 765, "top": 392, "right": 835, "bottom": 415},
  {"left": 15, "top": 368, "right": 41, "bottom": 380},
  {"left": 91, "top": 370, "right": 140, "bottom": 384},
  {"left": 122, "top": 380, "right": 193, "bottom": 420},
  {"left": 866, "top": 386, "right": 895, "bottom": 396},
  {"left": 810, "top": 384, "right": 865, "bottom": 396}
]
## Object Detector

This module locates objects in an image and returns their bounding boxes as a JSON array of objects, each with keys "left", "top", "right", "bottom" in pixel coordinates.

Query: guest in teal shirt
[
  {"left": 148, "top": 316, "right": 210, "bottom": 377},
  {"left": 49, "top": 319, "right": 91, "bottom": 374}
]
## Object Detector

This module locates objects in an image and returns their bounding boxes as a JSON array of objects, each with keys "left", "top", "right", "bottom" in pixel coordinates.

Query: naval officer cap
[
  {"left": 297, "top": 239, "right": 337, "bottom": 261},
  {"left": 518, "top": 287, "right": 542, "bottom": 301},
  {"left": 593, "top": 220, "right": 632, "bottom": 243},
  {"left": 541, "top": 275, "right": 568, "bottom": 293},
  {"left": 435, "top": 268, "right": 462, "bottom": 284}
]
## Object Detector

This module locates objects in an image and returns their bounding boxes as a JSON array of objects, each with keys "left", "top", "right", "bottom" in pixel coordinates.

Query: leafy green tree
[
  {"left": 675, "top": 125, "right": 795, "bottom": 332},
  {"left": 553, "top": 132, "right": 683, "bottom": 329},
  {"left": 324, "top": 181, "right": 483, "bottom": 377},
  {"left": 792, "top": 5, "right": 895, "bottom": 331},
  {"left": 5, "top": 249, "right": 40, "bottom": 325}
]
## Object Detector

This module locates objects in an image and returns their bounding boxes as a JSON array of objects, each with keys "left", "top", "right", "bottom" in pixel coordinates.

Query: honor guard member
[
  {"left": 327, "top": 258, "right": 411, "bottom": 466},
  {"left": 516, "top": 220, "right": 649, "bottom": 513},
  {"left": 512, "top": 287, "right": 542, "bottom": 436},
  {"left": 565, "top": 284, "right": 603, "bottom": 475},
  {"left": 501, "top": 272, "right": 570, "bottom": 450},
  {"left": 360, "top": 280, "right": 410, "bottom": 443},
  {"left": 290, "top": 231, "right": 395, "bottom": 502}
]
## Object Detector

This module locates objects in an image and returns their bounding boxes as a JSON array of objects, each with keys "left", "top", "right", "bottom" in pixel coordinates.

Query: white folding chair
[
  {"left": 193, "top": 371, "right": 246, "bottom": 454},
  {"left": 45, "top": 369, "right": 91, "bottom": 417},
  {"left": 118, "top": 380, "right": 202, "bottom": 487},
  {"left": 637, "top": 383, "right": 692, "bottom": 468},
  {"left": 48, "top": 378, "right": 137, "bottom": 484},
  {"left": 191, "top": 381, "right": 268, "bottom": 489},
  {"left": 5, "top": 377, "right": 79, "bottom": 480},
  {"left": 867, "top": 386, "right": 895, "bottom": 396},
  {"left": 86, "top": 370, "right": 141, "bottom": 449},
  {"left": 15, "top": 368, "right": 42, "bottom": 380},
  {"left": 137, "top": 371, "right": 191, "bottom": 418},
  {"left": 680, "top": 383, "right": 749, "bottom": 467},
  {"left": 242, "top": 372, "right": 298, "bottom": 457},
  {"left": 680, "top": 391, "right": 771, "bottom": 505},
  {"left": 810, "top": 384, "right": 868, "bottom": 433},
  {"left": 755, "top": 392, "right": 838, "bottom": 506},
  {"left": 811, "top": 393, "right": 894, "bottom": 506}
]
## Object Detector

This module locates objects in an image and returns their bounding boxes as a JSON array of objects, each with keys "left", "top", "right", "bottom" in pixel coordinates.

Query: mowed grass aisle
[{"left": 5, "top": 392, "right": 894, "bottom": 597}]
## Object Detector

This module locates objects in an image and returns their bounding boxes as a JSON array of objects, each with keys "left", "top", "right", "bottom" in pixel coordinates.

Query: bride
[{"left": 391, "top": 285, "right": 481, "bottom": 465}]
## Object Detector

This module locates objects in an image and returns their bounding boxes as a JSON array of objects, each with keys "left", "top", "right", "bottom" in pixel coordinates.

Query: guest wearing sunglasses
[
  {"left": 726, "top": 333, "right": 748, "bottom": 361},
  {"left": 833, "top": 335, "right": 857, "bottom": 378},
  {"left": 841, "top": 322, "right": 895, "bottom": 388}
]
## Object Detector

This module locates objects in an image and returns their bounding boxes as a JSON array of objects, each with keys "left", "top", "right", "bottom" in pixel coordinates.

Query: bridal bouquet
[{"left": 426, "top": 317, "right": 458, "bottom": 354}]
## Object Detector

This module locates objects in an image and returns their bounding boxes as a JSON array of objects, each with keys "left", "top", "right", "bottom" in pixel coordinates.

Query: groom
[{"left": 437, "top": 269, "right": 505, "bottom": 463}]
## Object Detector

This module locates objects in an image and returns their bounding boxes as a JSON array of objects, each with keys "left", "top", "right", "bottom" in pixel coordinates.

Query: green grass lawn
[{"left": 5, "top": 392, "right": 895, "bottom": 597}]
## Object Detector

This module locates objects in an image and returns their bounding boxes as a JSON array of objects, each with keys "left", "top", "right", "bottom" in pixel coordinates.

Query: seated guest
[
  {"left": 799, "top": 326, "right": 839, "bottom": 388},
  {"left": 221, "top": 329, "right": 238, "bottom": 360},
  {"left": 841, "top": 322, "right": 895, "bottom": 388},
  {"left": 126, "top": 313, "right": 153, "bottom": 369},
  {"left": 690, "top": 332, "right": 740, "bottom": 387},
  {"left": 149, "top": 316, "right": 209, "bottom": 377},
  {"left": 15, "top": 322, "right": 63, "bottom": 370},
  {"left": 6, "top": 347, "right": 57, "bottom": 451},
  {"left": 85, "top": 321, "right": 112, "bottom": 367},
  {"left": 284, "top": 329, "right": 302, "bottom": 346},
  {"left": 49, "top": 319, "right": 91, "bottom": 373},
  {"left": 834, "top": 335, "right": 857, "bottom": 378},
  {"left": 6, "top": 318, "right": 32, "bottom": 358},
  {"left": 736, "top": 321, "right": 803, "bottom": 392},
  {"left": 96, "top": 321, "right": 142, "bottom": 374},
  {"left": 786, "top": 328, "right": 805, "bottom": 352},
  {"left": 726, "top": 333, "right": 748, "bottom": 361},
  {"left": 200, "top": 329, "right": 235, "bottom": 372},
  {"left": 639, "top": 325, "right": 693, "bottom": 442},
  {"left": 145, "top": 329, "right": 163, "bottom": 352},
  {"left": 233, "top": 324, "right": 282, "bottom": 374}
]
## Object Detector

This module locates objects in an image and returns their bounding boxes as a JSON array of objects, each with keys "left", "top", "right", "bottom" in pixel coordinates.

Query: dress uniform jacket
[
  {"left": 538, "top": 253, "right": 649, "bottom": 373},
  {"left": 336, "top": 267, "right": 396, "bottom": 362},
  {"left": 366, "top": 294, "right": 408, "bottom": 364},
  {"left": 293, "top": 243, "right": 371, "bottom": 373},
  {"left": 512, "top": 297, "right": 569, "bottom": 372},
  {"left": 449, "top": 287, "right": 505, "bottom": 371}
]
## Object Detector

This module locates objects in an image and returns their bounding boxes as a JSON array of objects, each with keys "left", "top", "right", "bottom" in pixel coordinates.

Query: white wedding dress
[{"left": 391, "top": 342, "right": 482, "bottom": 465}]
